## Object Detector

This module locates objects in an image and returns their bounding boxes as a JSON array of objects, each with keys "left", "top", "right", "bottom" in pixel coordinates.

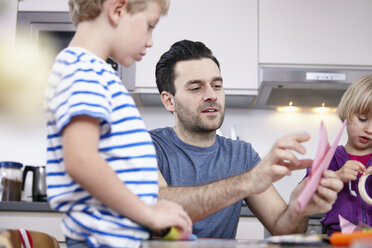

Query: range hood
[
  {"left": 130, "top": 88, "right": 257, "bottom": 109},
  {"left": 254, "top": 65, "right": 372, "bottom": 109}
]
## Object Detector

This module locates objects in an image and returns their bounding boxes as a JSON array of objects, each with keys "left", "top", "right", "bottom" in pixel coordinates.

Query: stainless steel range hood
[
  {"left": 254, "top": 65, "right": 372, "bottom": 109},
  {"left": 130, "top": 88, "right": 257, "bottom": 109}
]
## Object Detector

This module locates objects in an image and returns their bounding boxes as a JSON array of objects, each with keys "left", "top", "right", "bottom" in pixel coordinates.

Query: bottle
[{"left": 0, "top": 161, "right": 23, "bottom": 201}]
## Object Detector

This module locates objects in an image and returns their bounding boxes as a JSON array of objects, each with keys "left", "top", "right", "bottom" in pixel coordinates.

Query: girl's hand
[
  {"left": 336, "top": 160, "right": 366, "bottom": 183},
  {"left": 365, "top": 166, "right": 372, "bottom": 175}
]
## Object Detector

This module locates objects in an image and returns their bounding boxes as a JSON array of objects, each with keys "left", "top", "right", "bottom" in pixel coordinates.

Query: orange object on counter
[{"left": 330, "top": 230, "right": 372, "bottom": 246}]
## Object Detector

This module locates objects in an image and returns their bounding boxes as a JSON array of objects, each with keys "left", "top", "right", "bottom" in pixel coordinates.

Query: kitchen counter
[
  {"left": 0, "top": 201, "right": 324, "bottom": 219},
  {"left": 141, "top": 239, "right": 333, "bottom": 248},
  {"left": 0, "top": 201, "right": 255, "bottom": 214},
  {"left": 0, "top": 201, "right": 326, "bottom": 242},
  {"left": 0, "top": 201, "right": 255, "bottom": 217},
  {"left": 0, "top": 201, "right": 64, "bottom": 241},
  {"left": 0, "top": 201, "right": 53, "bottom": 211}
]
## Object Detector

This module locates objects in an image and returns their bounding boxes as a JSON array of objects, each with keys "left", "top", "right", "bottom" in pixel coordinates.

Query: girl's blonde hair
[
  {"left": 69, "top": 0, "right": 170, "bottom": 26},
  {"left": 337, "top": 74, "right": 372, "bottom": 121}
]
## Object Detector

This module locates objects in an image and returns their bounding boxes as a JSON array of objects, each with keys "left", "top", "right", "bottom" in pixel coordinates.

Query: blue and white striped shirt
[{"left": 45, "top": 47, "right": 158, "bottom": 248}]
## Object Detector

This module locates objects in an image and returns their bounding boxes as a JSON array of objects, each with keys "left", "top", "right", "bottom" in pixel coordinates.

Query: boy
[{"left": 44, "top": 0, "right": 191, "bottom": 247}]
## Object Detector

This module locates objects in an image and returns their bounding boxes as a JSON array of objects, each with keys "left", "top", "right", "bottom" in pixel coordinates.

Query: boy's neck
[{"left": 69, "top": 21, "right": 111, "bottom": 61}]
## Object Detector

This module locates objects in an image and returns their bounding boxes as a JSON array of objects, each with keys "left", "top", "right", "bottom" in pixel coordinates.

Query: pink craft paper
[
  {"left": 310, "top": 122, "right": 329, "bottom": 174},
  {"left": 339, "top": 215, "right": 371, "bottom": 233},
  {"left": 339, "top": 215, "right": 357, "bottom": 234},
  {"left": 296, "top": 120, "right": 347, "bottom": 212}
]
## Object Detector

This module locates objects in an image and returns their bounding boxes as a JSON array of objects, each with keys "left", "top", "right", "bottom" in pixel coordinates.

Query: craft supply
[
  {"left": 330, "top": 230, "right": 372, "bottom": 246},
  {"left": 340, "top": 215, "right": 357, "bottom": 234},
  {"left": 161, "top": 227, "right": 197, "bottom": 241},
  {"left": 266, "top": 233, "right": 325, "bottom": 246},
  {"left": 296, "top": 120, "right": 347, "bottom": 211},
  {"left": 358, "top": 172, "right": 372, "bottom": 205}
]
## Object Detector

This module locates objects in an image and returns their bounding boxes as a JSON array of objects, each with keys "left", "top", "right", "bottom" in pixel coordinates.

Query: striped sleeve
[{"left": 49, "top": 62, "right": 112, "bottom": 133}]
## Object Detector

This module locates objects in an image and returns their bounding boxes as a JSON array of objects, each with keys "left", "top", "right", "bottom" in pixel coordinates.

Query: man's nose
[{"left": 203, "top": 86, "right": 217, "bottom": 102}]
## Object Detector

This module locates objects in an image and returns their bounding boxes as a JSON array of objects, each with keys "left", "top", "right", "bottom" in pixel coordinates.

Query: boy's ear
[
  {"left": 107, "top": 0, "right": 128, "bottom": 26},
  {"left": 160, "top": 91, "right": 176, "bottom": 113}
]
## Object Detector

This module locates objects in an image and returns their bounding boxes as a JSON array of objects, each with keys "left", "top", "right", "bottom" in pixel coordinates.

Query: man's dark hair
[{"left": 155, "top": 40, "right": 220, "bottom": 95}]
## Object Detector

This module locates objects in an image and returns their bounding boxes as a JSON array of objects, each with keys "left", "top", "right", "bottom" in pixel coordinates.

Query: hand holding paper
[{"left": 296, "top": 120, "right": 347, "bottom": 212}]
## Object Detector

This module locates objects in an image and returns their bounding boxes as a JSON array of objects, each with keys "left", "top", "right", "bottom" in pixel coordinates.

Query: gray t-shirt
[{"left": 150, "top": 127, "right": 261, "bottom": 239}]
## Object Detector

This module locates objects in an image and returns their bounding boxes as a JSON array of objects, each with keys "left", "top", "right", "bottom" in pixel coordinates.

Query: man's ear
[
  {"left": 160, "top": 91, "right": 175, "bottom": 112},
  {"left": 107, "top": 0, "right": 127, "bottom": 26}
]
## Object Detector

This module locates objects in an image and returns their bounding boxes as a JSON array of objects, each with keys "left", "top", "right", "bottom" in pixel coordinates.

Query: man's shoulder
[
  {"left": 149, "top": 127, "right": 169, "bottom": 137},
  {"left": 216, "top": 135, "right": 253, "bottom": 149},
  {"left": 149, "top": 127, "right": 174, "bottom": 145}
]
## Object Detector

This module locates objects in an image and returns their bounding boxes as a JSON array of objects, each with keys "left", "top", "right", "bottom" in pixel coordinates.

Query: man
[{"left": 150, "top": 40, "right": 343, "bottom": 239}]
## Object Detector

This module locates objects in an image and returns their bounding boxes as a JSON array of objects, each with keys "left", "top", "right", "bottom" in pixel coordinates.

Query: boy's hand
[
  {"left": 148, "top": 200, "right": 192, "bottom": 235},
  {"left": 336, "top": 160, "right": 366, "bottom": 183}
]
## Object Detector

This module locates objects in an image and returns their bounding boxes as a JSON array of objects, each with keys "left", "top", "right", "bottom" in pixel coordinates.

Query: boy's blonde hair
[
  {"left": 337, "top": 74, "right": 372, "bottom": 122},
  {"left": 69, "top": 0, "right": 170, "bottom": 26}
]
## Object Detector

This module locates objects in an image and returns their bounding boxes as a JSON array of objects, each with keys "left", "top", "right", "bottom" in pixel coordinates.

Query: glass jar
[{"left": 0, "top": 161, "right": 23, "bottom": 201}]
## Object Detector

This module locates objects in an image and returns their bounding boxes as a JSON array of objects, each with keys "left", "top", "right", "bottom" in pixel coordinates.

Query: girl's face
[{"left": 345, "top": 112, "right": 372, "bottom": 155}]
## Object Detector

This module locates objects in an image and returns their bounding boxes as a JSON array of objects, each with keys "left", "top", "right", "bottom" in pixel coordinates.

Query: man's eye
[
  {"left": 190, "top": 87, "right": 201, "bottom": 91},
  {"left": 213, "top": 84, "right": 223, "bottom": 89}
]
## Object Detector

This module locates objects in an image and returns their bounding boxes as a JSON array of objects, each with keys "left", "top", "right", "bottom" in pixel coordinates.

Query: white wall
[{"left": 0, "top": 106, "right": 347, "bottom": 203}]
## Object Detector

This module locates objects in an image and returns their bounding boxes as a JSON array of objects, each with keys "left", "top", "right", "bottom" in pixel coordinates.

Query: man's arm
[
  {"left": 158, "top": 170, "right": 259, "bottom": 222},
  {"left": 246, "top": 170, "right": 343, "bottom": 235},
  {"left": 158, "top": 133, "right": 313, "bottom": 222},
  {"left": 245, "top": 185, "right": 308, "bottom": 235}
]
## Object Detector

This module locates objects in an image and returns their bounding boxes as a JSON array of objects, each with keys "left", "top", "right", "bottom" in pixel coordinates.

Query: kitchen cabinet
[
  {"left": 259, "top": 0, "right": 372, "bottom": 66},
  {"left": 0, "top": 0, "right": 18, "bottom": 43},
  {"left": 236, "top": 217, "right": 264, "bottom": 240},
  {"left": 0, "top": 202, "right": 64, "bottom": 242},
  {"left": 18, "top": 0, "right": 69, "bottom": 12},
  {"left": 136, "top": 0, "right": 258, "bottom": 94}
]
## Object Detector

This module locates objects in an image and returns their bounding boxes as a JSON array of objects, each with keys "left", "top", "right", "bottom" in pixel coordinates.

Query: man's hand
[
  {"left": 336, "top": 160, "right": 366, "bottom": 183},
  {"left": 250, "top": 133, "right": 313, "bottom": 194},
  {"left": 291, "top": 170, "right": 343, "bottom": 215}
]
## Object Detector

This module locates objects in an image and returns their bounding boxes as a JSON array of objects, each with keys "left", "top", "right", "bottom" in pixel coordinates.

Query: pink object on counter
[
  {"left": 339, "top": 215, "right": 357, "bottom": 234},
  {"left": 296, "top": 120, "right": 347, "bottom": 212}
]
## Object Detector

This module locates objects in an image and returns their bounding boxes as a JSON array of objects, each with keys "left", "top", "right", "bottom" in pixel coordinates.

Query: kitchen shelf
[
  {"left": 0, "top": 201, "right": 323, "bottom": 220},
  {"left": 0, "top": 201, "right": 54, "bottom": 212}
]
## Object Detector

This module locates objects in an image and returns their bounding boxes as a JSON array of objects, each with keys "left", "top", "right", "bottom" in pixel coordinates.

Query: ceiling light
[
  {"left": 277, "top": 101, "right": 300, "bottom": 113},
  {"left": 312, "top": 102, "right": 336, "bottom": 114}
]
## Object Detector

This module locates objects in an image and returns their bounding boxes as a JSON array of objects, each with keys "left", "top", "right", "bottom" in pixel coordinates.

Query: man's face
[{"left": 171, "top": 58, "right": 225, "bottom": 133}]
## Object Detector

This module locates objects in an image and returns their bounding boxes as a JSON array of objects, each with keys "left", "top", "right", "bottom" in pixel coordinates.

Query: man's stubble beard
[{"left": 174, "top": 98, "right": 225, "bottom": 134}]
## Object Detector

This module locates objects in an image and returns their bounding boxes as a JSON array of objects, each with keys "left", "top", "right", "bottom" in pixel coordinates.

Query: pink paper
[
  {"left": 310, "top": 122, "right": 329, "bottom": 174},
  {"left": 339, "top": 215, "right": 356, "bottom": 234},
  {"left": 339, "top": 215, "right": 371, "bottom": 233},
  {"left": 296, "top": 120, "right": 346, "bottom": 211}
]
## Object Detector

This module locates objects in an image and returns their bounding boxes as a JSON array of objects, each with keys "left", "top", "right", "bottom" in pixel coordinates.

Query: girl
[{"left": 321, "top": 74, "right": 372, "bottom": 235}]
